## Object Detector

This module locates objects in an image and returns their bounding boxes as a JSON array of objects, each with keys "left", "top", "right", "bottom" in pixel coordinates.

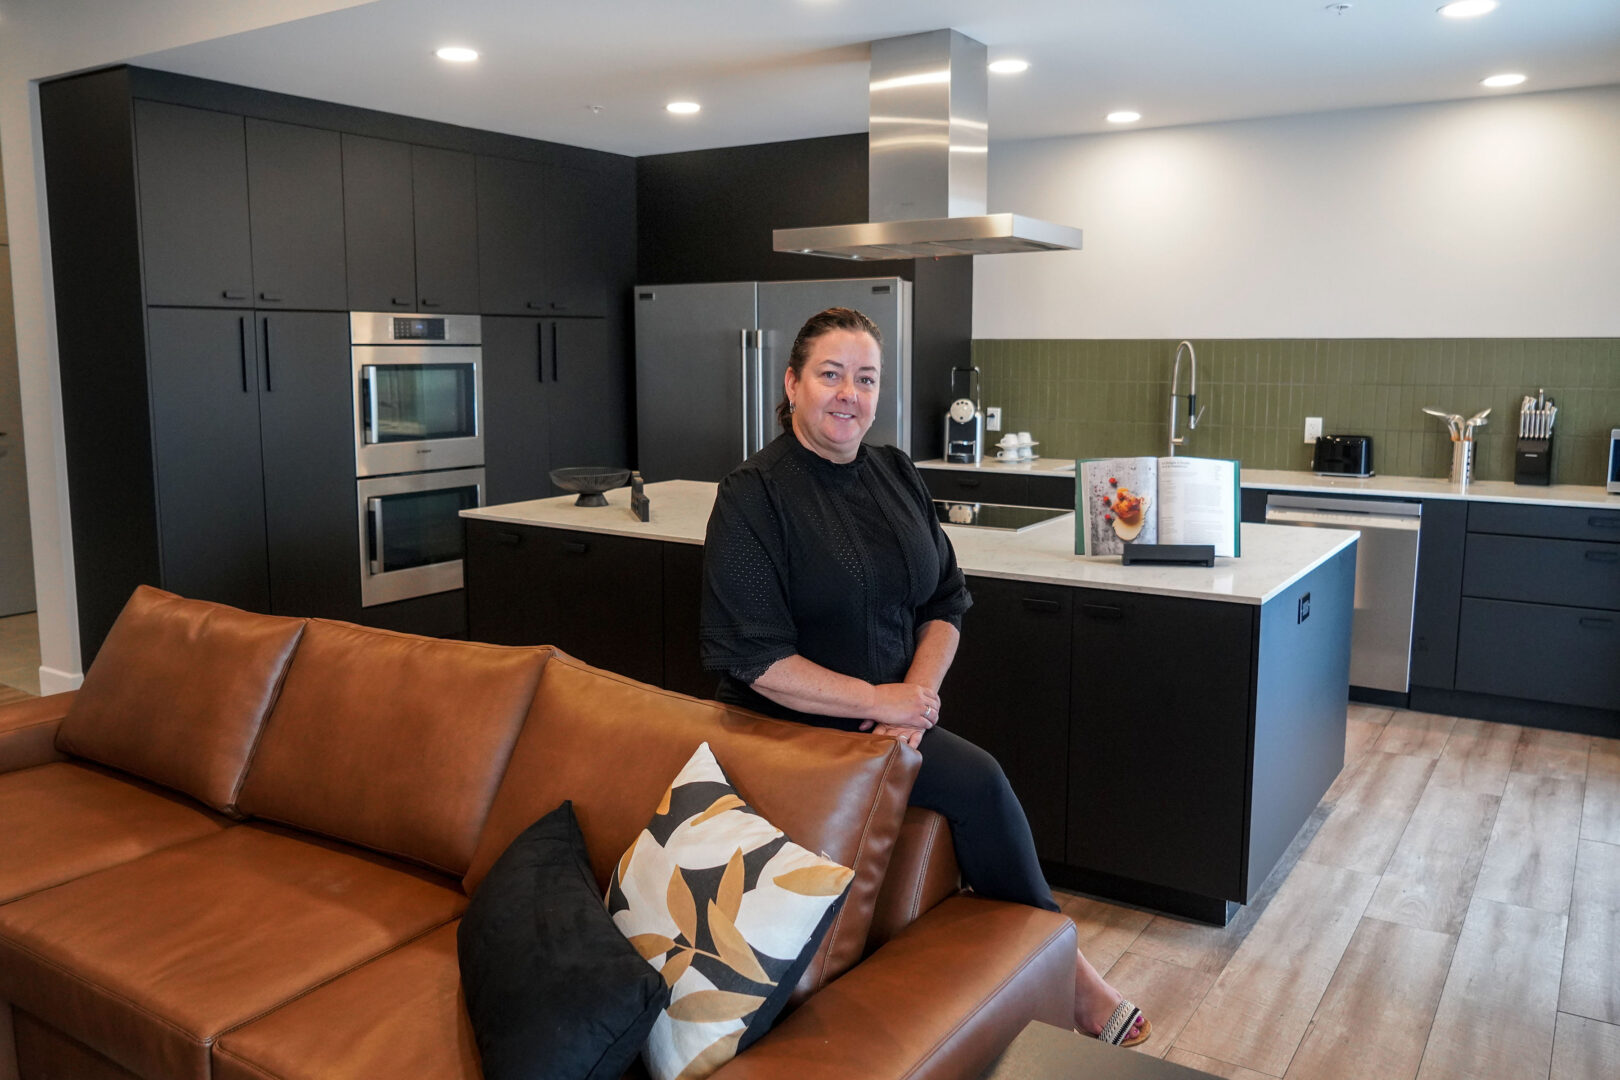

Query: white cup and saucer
[{"left": 994, "top": 433, "right": 1035, "bottom": 461}]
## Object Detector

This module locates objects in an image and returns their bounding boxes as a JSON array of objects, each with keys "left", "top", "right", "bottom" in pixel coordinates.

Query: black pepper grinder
[{"left": 630, "top": 471, "right": 650, "bottom": 522}]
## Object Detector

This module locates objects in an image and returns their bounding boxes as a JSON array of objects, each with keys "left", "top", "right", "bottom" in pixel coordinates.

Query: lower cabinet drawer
[
  {"left": 918, "top": 468, "right": 1028, "bottom": 506},
  {"left": 1025, "top": 474, "right": 1077, "bottom": 510},
  {"left": 1469, "top": 501, "right": 1620, "bottom": 543},
  {"left": 1455, "top": 598, "right": 1620, "bottom": 711},
  {"left": 1462, "top": 533, "right": 1620, "bottom": 610}
]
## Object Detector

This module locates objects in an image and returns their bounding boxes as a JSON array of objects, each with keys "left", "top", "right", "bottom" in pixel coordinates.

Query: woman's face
[{"left": 786, "top": 329, "right": 881, "bottom": 463}]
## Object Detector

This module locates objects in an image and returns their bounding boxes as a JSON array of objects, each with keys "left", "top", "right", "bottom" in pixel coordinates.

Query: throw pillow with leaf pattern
[{"left": 607, "top": 741, "right": 854, "bottom": 1080}]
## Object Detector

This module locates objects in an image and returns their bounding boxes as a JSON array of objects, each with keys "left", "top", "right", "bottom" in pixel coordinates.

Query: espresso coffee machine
[{"left": 945, "top": 367, "right": 983, "bottom": 464}]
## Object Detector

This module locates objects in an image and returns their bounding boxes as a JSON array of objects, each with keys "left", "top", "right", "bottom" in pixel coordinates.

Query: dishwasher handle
[{"left": 1265, "top": 507, "right": 1421, "bottom": 532}]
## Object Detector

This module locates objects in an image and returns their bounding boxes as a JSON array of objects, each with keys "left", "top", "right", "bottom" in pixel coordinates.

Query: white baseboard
[{"left": 38, "top": 666, "right": 83, "bottom": 696}]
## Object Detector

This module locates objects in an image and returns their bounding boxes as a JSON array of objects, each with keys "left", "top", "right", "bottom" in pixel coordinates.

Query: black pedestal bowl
[{"left": 549, "top": 466, "right": 632, "bottom": 507}]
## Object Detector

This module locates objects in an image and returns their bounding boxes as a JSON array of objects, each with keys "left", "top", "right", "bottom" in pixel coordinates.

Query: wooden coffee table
[{"left": 980, "top": 1022, "right": 1221, "bottom": 1079}]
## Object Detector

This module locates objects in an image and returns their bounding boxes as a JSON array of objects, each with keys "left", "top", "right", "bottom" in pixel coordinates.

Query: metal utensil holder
[{"left": 1450, "top": 438, "right": 1475, "bottom": 489}]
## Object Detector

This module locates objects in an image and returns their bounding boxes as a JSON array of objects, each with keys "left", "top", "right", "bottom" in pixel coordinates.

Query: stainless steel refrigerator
[{"left": 633, "top": 278, "right": 912, "bottom": 482}]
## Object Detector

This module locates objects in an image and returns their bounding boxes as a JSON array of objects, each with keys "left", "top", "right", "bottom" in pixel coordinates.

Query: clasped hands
[{"left": 857, "top": 682, "right": 940, "bottom": 749}]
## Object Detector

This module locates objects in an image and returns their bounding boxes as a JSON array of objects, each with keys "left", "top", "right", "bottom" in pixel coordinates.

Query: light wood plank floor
[
  {"left": 1056, "top": 704, "right": 1620, "bottom": 1080},
  {"left": 0, "top": 611, "right": 40, "bottom": 697}
]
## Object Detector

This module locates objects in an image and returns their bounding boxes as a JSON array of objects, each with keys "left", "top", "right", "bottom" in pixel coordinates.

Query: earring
[{"left": 788, "top": 402, "right": 796, "bottom": 413}]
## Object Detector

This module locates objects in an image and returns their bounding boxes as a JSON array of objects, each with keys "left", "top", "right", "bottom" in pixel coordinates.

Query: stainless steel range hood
[{"left": 773, "top": 29, "right": 1083, "bottom": 261}]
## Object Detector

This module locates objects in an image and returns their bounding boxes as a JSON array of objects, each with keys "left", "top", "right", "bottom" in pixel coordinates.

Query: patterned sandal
[{"left": 1098, "top": 999, "right": 1152, "bottom": 1048}]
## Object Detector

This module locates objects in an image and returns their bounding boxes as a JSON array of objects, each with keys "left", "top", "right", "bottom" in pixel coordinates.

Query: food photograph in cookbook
[{"left": 1080, "top": 457, "right": 1158, "bottom": 555}]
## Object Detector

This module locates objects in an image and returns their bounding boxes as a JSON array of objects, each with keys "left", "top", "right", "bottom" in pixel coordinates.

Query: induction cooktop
[{"left": 933, "top": 500, "right": 1072, "bottom": 532}]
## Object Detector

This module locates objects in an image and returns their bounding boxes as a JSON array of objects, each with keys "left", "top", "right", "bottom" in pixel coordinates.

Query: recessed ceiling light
[
  {"left": 666, "top": 101, "right": 701, "bottom": 115},
  {"left": 988, "top": 59, "right": 1030, "bottom": 75},
  {"left": 1481, "top": 72, "right": 1526, "bottom": 88},
  {"left": 1106, "top": 111, "right": 1142, "bottom": 124},
  {"left": 1438, "top": 1, "right": 1498, "bottom": 18},
  {"left": 435, "top": 46, "right": 478, "bottom": 63}
]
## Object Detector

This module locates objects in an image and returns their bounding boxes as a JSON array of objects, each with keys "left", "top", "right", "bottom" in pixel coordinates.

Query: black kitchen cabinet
[
  {"left": 1025, "top": 474, "right": 1075, "bottom": 510},
  {"left": 134, "top": 101, "right": 254, "bottom": 308},
  {"left": 463, "top": 520, "right": 664, "bottom": 685},
  {"left": 146, "top": 308, "right": 269, "bottom": 610},
  {"left": 484, "top": 316, "right": 628, "bottom": 504},
  {"left": 1067, "top": 590, "right": 1255, "bottom": 900},
  {"left": 476, "top": 156, "right": 612, "bottom": 317},
  {"left": 411, "top": 146, "right": 480, "bottom": 313},
  {"left": 940, "top": 576, "right": 1072, "bottom": 860},
  {"left": 918, "top": 468, "right": 1029, "bottom": 507},
  {"left": 344, "top": 137, "right": 480, "bottom": 313},
  {"left": 254, "top": 312, "right": 361, "bottom": 621},
  {"left": 662, "top": 543, "right": 712, "bottom": 699},
  {"left": 244, "top": 119, "right": 347, "bottom": 310},
  {"left": 1456, "top": 599, "right": 1620, "bottom": 711}
]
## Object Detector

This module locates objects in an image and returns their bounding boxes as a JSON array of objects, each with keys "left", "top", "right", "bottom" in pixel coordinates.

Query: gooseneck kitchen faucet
[{"left": 1169, "top": 340, "right": 1205, "bottom": 456}]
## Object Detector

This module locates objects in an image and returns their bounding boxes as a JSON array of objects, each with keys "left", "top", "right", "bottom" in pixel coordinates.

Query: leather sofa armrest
[
  {"left": 0, "top": 691, "right": 77, "bottom": 774},
  {"left": 713, "top": 896, "right": 1076, "bottom": 1080}
]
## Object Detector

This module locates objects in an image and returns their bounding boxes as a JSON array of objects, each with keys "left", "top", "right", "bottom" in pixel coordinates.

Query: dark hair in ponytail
[{"left": 775, "top": 307, "right": 883, "bottom": 431}]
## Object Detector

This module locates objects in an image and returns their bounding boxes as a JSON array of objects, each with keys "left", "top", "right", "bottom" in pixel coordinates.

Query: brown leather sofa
[{"left": 0, "top": 586, "right": 1076, "bottom": 1080}]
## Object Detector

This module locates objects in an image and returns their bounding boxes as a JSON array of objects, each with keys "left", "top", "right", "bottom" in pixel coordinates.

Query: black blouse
[{"left": 699, "top": 430, "right": 972, "bottom": 727}]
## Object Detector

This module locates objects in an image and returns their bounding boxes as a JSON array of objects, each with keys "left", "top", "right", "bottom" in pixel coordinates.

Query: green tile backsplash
[{"left": 971, "top": 339, "right": 1620, "bottom": 486}]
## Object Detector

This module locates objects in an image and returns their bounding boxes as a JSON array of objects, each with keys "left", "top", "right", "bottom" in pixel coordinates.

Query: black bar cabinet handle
[
  {"left": 551, "top": 322, "right": 559, "bottom": 382},
  {"left": 957, "top": 478, "right": 981, "bottom": 488},
  {"left": 1578, "top": 616, "right": 1614, "bottom": 629},
  {"left": 526, "top": 300, "right": 546, "bottom": 310},
  {"left": 551, "top": 302, "right": 569, "bottom": 312},
  {"left": 495, "top": 531, "right": 523, "bottom": 547},
  {"left": 420, "top": 297, "right": 441, "bottom": 308},
  {"left": 1585, "top": 549, "right": 1619, "bottom": 563},
  {"left": 1590, "top": 515, "right": 1620, "bottom": 529},
  {"left": 258, "top": 292, "right": 282, "bottom": 303},
  {"left": 562, "top": 540, "right": 589, "bottom": 555},
  {"left": 237, "top": 317, "right": 248, "bottom": 393},
  {"left": 390, "top": 296, "right": 412, "bottom": 307},
  {"left": 222, "top": 289, "right": 247, "bottom": 301},
  {"left": 1022, "top": 598, "right": 1060, "bottom": 614},
  {"left": 536, "top": 322, "right": 545, "bottom": 383},
  {"left": 1081, "top": 603, "right": 1123, "bottom": 621},
  {"left": 261, "top": 317, "right": 273, "bottom": 392}
]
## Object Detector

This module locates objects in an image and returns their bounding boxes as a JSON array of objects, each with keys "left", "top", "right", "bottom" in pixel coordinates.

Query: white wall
[
  {"left": 0, "top": 1, "right": 373, "bottom": 692},
  {"left": 974, "top": 85, "right": 1620, "bottom": 340}
]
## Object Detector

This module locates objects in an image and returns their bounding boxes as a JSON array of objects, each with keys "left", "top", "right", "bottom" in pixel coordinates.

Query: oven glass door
[
  {"left": 358, "top": 468, "right": 484, "bottom": 606},
  {"left": 362, "top": 363, "right": 477, "bottom": 444}
]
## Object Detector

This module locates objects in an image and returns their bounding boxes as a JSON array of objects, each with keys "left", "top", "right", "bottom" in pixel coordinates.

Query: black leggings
[{"left": 910, "top": 725, "right": 1060, "bottom": 913}]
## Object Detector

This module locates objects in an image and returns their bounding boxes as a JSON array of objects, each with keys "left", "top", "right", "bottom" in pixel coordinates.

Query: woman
[{"left": 699, "top": 307, "right": 1150, "bottom": 1047}]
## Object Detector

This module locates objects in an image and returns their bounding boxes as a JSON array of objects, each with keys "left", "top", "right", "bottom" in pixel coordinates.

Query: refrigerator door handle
[
  {"left": 740, "top": 329, "right": 752, "bottom": 461},
  {"left": 753, "top": 328, "right": 767, "bottom": 454}
]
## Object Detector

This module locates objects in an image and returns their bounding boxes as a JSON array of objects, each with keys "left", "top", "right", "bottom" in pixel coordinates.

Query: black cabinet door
[
  {"left": 146, "top": 308, "right": 269, "bottom": 610},
  {"left": 1456, "top": 598, "right": 1620, "bottom": 711},
  {"left": 476, "top": 156, "right": 548, "bottom": 315},
  {"left": 464, "top": 521, "right": 664, "bottom": 685},
  {"left": 1411, "top": 498, "right": 1466, "bottom": 689},
  {"left": 481, "top": 316, "right": 553, "bottom": 505},
  {"left": 412, "top": 146, "right": 480, "bottom": 314},
  {"left": 244, "top": 119, "right": 347, "bottom": 310},
  {"left": 939, "top": 575, "right": 1073, "bottom": 860},
  {"left": 1068, "top": 589, "right": 1254, "bottom": 899},
  {"left": 543, "top": 163, "right": 610, "bottom": 317},
  {"left": 255, "top": 312, "right": 361, "bottom": 621},
  {"left": 342, "top": 134, "right": 417, "bottom": 312},
  {"left": 549, "top": 318, "right": 629, "bottom": 478},
  {"left": 662, "top": 542, "right": 712, "bottom": 699},
  {"left": 134, "top": 102, "right": 253, "bottom": 307}
]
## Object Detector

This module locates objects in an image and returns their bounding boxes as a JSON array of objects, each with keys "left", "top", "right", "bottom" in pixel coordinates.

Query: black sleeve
[
  {"left": 893, "top": 451, "right": 972, "bottom": 630},
  {"left": 698, "top": 469, "right": 799, "bottom": 682}
]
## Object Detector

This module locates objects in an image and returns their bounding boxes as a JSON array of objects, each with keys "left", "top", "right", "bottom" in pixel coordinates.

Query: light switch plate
[
  {"left": 1303, "top": 417, "right": 1323, "bottom": 444},
  {"left": 985, "top": 406, "right": 1002, "bottom": 431}
]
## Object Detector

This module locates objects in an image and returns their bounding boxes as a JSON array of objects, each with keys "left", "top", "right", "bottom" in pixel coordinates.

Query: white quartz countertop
[
  {"left": 917, "top": 456, "right": 1617, "bottom": 509},
  {"left": 464, "top": 480, "right": 1357, "bottom": 606}
]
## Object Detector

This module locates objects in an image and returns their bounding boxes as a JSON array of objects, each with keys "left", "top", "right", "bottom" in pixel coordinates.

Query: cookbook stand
[{"left": 1121, "top": 542, "right": 1216, "bottom": 567}]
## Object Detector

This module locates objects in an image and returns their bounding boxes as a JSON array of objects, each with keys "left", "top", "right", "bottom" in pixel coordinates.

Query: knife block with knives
[{"left": 1515, "top": 390, "right": 1557, "bottom": 486}]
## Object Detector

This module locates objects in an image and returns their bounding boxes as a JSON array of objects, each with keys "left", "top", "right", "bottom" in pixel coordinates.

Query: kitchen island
[{"left": 463, "top": 481, "right": 1358, "bottom": 923}]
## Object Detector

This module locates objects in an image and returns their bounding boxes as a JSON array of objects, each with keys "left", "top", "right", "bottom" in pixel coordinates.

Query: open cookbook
[{"left": 1075, "top": 456, "right": 1242, "bottom": 558}]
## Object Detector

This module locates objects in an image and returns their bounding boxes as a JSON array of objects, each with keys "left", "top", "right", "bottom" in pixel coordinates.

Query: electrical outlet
[
  {"left": 1303, "top": 416, "right": 1323, "bottom": 444},
  {"left": 985, "top": 406, "right": 1002, "bottom": 432}
]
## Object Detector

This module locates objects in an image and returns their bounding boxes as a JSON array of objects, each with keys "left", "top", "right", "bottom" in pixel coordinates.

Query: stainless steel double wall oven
[{"left": 351, "top": 312, "right": 485, "bottom": 606}]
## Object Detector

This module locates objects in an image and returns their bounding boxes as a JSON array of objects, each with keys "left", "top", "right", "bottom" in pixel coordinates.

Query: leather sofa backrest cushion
[
  {"left": 238, "top": 621, "right": 551, "bottom": 877},
  {"left": 464, "top": 653, "right": 919, "bottom": 1003},
  {"left": 56, "top": 586, "right": 304, "bottom": 815}
]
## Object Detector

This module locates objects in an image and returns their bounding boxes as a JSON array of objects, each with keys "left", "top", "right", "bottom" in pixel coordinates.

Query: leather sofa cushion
[
  {"left": 213, "top": 923, "right": 479, "bottom": 1080},
  {"left": 239, "top": 621, "right": 550, "bottom": 876},
  {"left": 0, "top": 761, "right": 229, "bottom": 903},
  {"left": 56, "top": 586, "right": 304, "bottom": 814},
  {"left": 0, "top": 824, "right": 466, "bottom": 1080},
  {"left": 0, "top": 690, "right": 75, "bottom": 773},
  {"left": 464, "top": 653, "right": 919, "bottom": 1004}
]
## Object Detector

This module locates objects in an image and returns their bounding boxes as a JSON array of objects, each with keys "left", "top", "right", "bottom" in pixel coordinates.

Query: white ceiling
[{"left": 130, "top": 0, "right": 1620, "bottom": 157}]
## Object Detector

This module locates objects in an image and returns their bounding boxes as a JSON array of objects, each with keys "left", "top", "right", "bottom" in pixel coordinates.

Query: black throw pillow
[{"left": 458, "top": 801, "right": 670, "bottom": 1080}]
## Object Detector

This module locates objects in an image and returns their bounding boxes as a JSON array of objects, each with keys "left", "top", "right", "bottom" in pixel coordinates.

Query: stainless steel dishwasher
[{"left": 1265, "top": 494, "right": 1422, "bottom": 693}]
